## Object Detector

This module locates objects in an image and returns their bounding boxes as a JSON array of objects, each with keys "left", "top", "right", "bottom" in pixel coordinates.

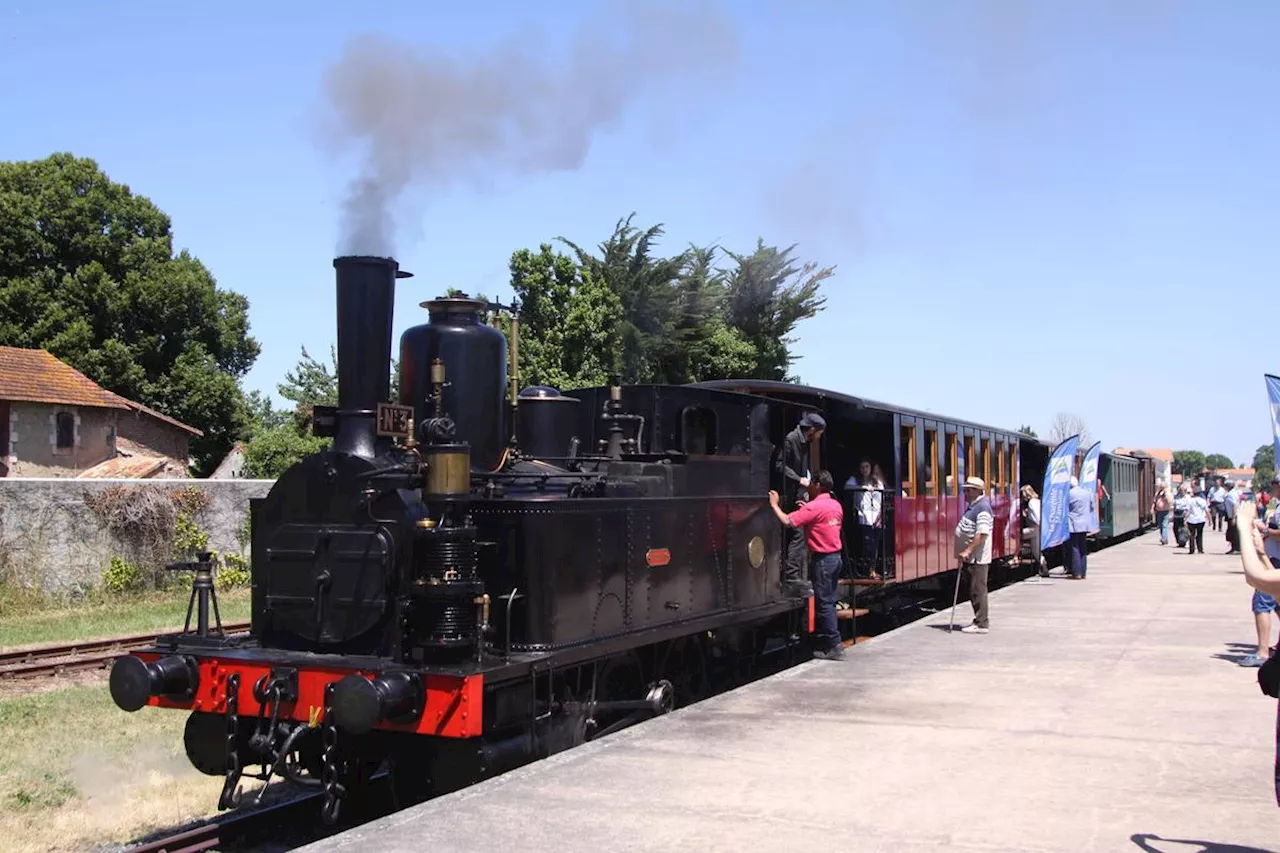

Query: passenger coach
[{"left": 692, "top": 380, "right": 1050, "bottom": 591}]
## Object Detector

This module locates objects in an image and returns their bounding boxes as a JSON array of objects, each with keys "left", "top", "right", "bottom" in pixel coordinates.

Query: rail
[{"left": 0, "top": 621, "right": 251, "bottom": 680}]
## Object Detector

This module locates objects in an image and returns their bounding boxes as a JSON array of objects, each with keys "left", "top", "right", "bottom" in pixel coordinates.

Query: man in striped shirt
[{"left": 955, "top": 476, "right": 993, "bottom": 634}]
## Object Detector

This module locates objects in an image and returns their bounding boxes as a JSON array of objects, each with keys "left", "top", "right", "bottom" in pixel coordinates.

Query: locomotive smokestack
[{"left": 332, "top": 256, "right": 413, "bottom": 458}]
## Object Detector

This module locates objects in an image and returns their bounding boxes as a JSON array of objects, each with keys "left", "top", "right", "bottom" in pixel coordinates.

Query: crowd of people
[{"left": 765, "top": 411, "right": 1279, "bottom": 803}]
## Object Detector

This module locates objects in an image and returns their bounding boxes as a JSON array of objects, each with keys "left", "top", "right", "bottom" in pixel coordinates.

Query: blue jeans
[
  {"left": 1156, "top": 510, "right": 1170, "bottom": 544},
  {"left": 1067, "top": 532, "right": 1088, "bottom": 577},
  {"left": 810, "top": 551, "right": 842, "bottom": 652}
]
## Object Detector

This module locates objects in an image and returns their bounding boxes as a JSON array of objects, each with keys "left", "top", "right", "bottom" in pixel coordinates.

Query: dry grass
[
  {"left": 0, "top": 681, "right": 265, "bottom": 853},
  {"left": 0, "top": 588, "right": 252, "bottom": 651}
]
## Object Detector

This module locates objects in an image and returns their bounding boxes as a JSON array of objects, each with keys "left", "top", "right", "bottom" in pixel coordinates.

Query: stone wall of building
[
  {"left": 116, "top": 408, "right": 191, "bottom": 464},
  {"left": 0, "top": 477, "right": 275, "bottom": 595},
  {"left": 7, "top": 401, "right": 119, "bottom": 477}
]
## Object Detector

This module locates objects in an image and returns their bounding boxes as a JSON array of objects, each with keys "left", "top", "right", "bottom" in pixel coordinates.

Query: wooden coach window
[
  {"left": 997, "top": 442, "right": 1007, "bottom": 493},
  {"left": 900, "top": 424, "right": 917, "bottom": 496},
  {"left": 979, "top": 438, "right": 991, "bottom": 488},
  {"left": 945, "top": 433, "right": 958, "bottom": 495},
  {"left": 966, "top": 440, "right": 976, "bottom": 485},
  {"left": 924, "top": 429, "right": 938, "bottom": 496}
]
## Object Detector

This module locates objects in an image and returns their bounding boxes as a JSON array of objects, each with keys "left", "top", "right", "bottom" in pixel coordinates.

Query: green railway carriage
[{"left": 1098, "top": 452, "right": 1142, "bottom": 539}]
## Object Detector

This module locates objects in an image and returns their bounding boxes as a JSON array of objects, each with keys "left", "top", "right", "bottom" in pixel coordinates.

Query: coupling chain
[
  {"left": 218, "top": 673, "right": 242, "bottom": 810},
  {"left": 321, "top": 681, "right": 344, "bottom": 824}
]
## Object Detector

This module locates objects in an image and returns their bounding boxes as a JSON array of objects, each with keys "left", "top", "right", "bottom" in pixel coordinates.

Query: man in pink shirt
[{"left": 769, "top": 470, "right": 846, "bottom": 660}]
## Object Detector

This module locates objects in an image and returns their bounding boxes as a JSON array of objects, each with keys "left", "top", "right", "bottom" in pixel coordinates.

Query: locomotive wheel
[
  {"left": 658, "top": 635, "right": 710, "bottom": 707},
  {"left": 586, "top": 650, "right": 645, "bottom": 741}
]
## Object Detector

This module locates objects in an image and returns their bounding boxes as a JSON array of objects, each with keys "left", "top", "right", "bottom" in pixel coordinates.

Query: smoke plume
[{"left": 321, "top": 0, "right": 740, "bottom": 258}]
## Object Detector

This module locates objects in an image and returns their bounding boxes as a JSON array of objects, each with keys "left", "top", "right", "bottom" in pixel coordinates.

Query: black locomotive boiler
[{"left": 108, "top": 255, "right": 813, "bottom": 821}]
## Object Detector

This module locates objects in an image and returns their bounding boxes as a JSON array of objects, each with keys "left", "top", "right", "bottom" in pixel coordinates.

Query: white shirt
[
  {"left": 1026, "top": 497, "right": 1041, "bottom": 526},
  {"left": 844, "top": 477, "right": 884, "bottom": 525}
]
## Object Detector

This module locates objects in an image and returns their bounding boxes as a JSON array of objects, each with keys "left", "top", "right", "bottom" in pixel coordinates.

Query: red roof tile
[
  {"left": 120, "top": 398, "right": 204, "bottom": 437},
  {"left": 76, "top": 455, "right": 185, "bottom": 479},
  {"left": 0, "top": 346, "right": 202, "bottom": 436},
  {"left": 0, "top": 346, "right": 130, "bottom": 410}
]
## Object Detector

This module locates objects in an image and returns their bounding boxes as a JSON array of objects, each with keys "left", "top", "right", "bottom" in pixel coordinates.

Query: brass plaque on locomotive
[{"left": 376, "top": 402, "right": 414, "bottom": 438}]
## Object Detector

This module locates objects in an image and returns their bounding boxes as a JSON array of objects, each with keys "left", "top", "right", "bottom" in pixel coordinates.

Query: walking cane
[{"left": 948, "top": 563, "right": 965, "bottom": 632}]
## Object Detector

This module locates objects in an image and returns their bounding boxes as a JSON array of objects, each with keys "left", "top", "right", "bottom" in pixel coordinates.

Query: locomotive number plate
[{"left": 376, "top": 402, "right": 414, "bottom": 438}]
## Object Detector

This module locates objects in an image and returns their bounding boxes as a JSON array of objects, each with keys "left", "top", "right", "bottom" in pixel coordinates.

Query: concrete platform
[{"left": 300, "top": 534, "right": 1280, "bottom": 853}]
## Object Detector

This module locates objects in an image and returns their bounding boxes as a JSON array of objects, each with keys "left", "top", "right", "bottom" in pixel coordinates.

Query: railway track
[
  {"left": 125, "top": 791, "right": 325, "bottom": 853},
  {"left": 0, "top": 621, "right": 251, "bottom": 680}
]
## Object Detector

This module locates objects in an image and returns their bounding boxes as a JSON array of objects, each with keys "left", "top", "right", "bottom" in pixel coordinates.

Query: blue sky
[{"left": 2, "top": 1, "right": 1277, "bottom": 466}]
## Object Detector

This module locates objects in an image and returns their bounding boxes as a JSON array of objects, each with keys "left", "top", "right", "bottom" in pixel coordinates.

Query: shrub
[
  {"left": 102, "top": 556, "right": 145, "bottom": 594},
  {"left": 217, "top": 552, "right": 251, "bottom": 590}
]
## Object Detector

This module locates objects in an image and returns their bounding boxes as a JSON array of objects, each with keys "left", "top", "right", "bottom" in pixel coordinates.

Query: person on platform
[
  {"left": 1183, "top": 485, "right": 1208, "bottom": 554},
  {"left": 955, "top": 476, "right": 993, "bottom": 634},
  {"left": 1020, "top": 484, "right": 1047, "bottom": 576},
  {"left": 1224, "top": 480, "right": 1243, "bottom": 554},
  {"left": 1241, "top": 474, "right": 1280, "bottom": 668},
  {"left": 1151, "top": 478, "right": 1172, "bottom": 546},
  {"left": 1066, "top": 476, "right": 1093, "bottom": 579},
  {"left": 1231, "top": 499, "right": 1280, "bottom": 808},
  {"left": 769, "top": 470, "right": 845, "bottom": 660},
  {"left": 1210, "top": 476, "right": 1227, "bottom": 531},
  {"left": 776, "top": 412, "right": 825, "bottom": 597}
]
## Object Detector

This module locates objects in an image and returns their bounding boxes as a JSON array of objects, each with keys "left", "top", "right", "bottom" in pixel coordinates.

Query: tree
[
  {"left": 506, "top": 244, "right": 619, "bottom": 389},
  {"left": 241, "top": 345, "right": 402, "bottom": 477},
  {"left": 0, "top": 153, "right": 260, "bottom": 473},
  {"left": 1048, "top": 412, "right": 1090, "bottom": 448},
  {"left": 558, "top": 214, "right": 686, "bottom": 384},
  {"left": 722, "top": 239, "right": 832, "bottom": 382},
  {"left": 1017, "top": 424, "right": 1037, "bottom": 438},
  {"left": 1204, "top": 453, "right": 1234, "bottom": 470},
  {"left": 1172, "top": 450, "right": 1207, "bottom": 478},
  {"left": 1253, "top": 444, "right": 1275, "bottom": 490},
  {"left": 507, "top": 214, "right": 831, "bottom": 389}
]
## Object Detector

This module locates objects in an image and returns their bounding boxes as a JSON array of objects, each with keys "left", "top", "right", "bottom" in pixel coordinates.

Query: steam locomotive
[{"left": 107, "top": 256, "right": 813, "bottom": 821}]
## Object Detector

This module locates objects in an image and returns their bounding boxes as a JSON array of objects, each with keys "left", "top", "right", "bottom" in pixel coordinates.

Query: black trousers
[
  {"left": 1186, "top": 522, "right": 1205, "bottom": 553},
  {"left": 784, "top": 524, "right": 809, "bottom": 583}
]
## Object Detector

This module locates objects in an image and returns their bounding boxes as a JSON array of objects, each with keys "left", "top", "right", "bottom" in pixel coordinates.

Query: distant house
[
  {"left": 1209, "top": 467, "right": 1254, "bottom": 489},
  {"left": 0, "top": 346, "right": 202, "bottom": 478},
  {"left": 210, "top": 443, "right": 248, "bottom": 479},
  {"left": 1114, "top": 447, "right": 1174, "bottom": 488}
]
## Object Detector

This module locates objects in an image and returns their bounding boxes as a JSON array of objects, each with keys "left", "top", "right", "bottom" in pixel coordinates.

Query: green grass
[
  {"left": 0, "top": 684, "right": 231, "bottom": 852},
  {"left": 0, "top": 588, "right": 252, "bottom": 650}
]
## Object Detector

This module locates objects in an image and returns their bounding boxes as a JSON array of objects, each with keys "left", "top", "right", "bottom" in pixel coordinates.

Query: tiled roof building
[{"left": 0, "top": 346, "right": 200, "bottom": 478}]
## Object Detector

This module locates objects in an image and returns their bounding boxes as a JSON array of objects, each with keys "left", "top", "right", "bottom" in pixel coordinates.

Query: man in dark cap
[{"left": 776, "top": 411, "right": 825, "bottom": 596}]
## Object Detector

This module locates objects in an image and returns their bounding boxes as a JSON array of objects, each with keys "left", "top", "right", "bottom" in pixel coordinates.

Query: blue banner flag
[
  {"left": 1040, "top": 434, "right": 1081, "bottom": 551},
  {"left": 1078, "top": 441, "right": 1102, "bottom": 533},
  {"left": 1267, "top": 375, "right": 1280, "bottom": 474}
]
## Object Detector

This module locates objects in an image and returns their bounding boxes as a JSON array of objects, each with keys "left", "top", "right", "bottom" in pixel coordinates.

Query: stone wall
[{"left": 0, "top": 477, "right": 275, "bottom": 595}]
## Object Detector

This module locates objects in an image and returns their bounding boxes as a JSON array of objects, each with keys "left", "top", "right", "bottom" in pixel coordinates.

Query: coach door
[{"left": 919, "top": 420, "right": 941, "bottom": 577}]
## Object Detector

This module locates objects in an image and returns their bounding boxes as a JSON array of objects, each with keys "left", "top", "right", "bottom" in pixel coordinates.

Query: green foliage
[
  {"left": 242, "top": 423, "right": 329, "bottom": 478},
  {"left": 1253, "top": 444, "right": 1275, "bottom": 490},
  {"left": 240, "top": 345, "right": 404, "bottom": 476},
  {"left": 507, "top": 214, "right": 832, "bottom": 389},
  {"left": 1172, "top": 450, "right": 1207, "bottom": 478},
  {"left": 235, "top": 513, "right": 252, "bottom": 551},
  {"left": 722, "top": 238, "right": 831, "bottom": 381},
  {"left": 1017, "top": 424, "right": 1038, "bottom": 438},
  {"left": 217, "top": 551, "right": 251, "bottom": 590},
  {"left": 102, "top": 556, "right": 145, "bottom": 595},
  {"left": 171, "top": 512, "right": 208, "bottom": 558},
  {"left": 0, "top": 153, "right": 261, "bottom": 474},
  {"left": 1203, "top": 453, "right": 1234, "bottom": 470}
]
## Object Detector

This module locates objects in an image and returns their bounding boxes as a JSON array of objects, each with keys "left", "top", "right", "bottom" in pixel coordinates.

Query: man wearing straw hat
[{"left": 954, "top": 476, "right": 994, "bottom": 634}]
